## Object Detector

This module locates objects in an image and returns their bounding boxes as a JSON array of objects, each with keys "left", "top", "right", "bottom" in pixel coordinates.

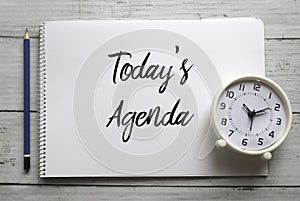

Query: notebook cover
[{"left": 39, "top": 19, "right": 267, "bottom": 177}]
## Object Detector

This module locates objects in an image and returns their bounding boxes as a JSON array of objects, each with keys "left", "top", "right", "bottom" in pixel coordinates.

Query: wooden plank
[
  {"left": 0, "top": 0, "right": 299, "bottom": 38},
  {"left": 0, "top": 38, "right": 299, "bottom": 111},
  {"left": 265, "top": 39, "right": 300, "bottom": 111},
  {"left": 0, "top": 112, "right": 299, "bottom": 186},
  {"left": 0, "top": 38, "right": 38, "bottom": 111},
  {"left": 0, "top": 185, "right": 300, "bottom": 200},
  {"left": 0, "top": 0, "right": 298, "bottom": 197}
]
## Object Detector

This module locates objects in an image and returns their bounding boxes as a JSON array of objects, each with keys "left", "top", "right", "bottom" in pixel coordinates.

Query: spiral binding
[{"left": 39, "top": 23, "right": 47, "bottom": 176}]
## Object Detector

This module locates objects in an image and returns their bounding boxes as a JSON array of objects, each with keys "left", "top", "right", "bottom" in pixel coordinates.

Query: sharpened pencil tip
[{"left": 24, "top": 28, "right": 29, "bottom": 39}]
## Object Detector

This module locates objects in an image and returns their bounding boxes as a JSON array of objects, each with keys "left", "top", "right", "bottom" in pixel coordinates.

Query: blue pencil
[{"left": 24, "top": 28, "right": 30, "bottom": 171}]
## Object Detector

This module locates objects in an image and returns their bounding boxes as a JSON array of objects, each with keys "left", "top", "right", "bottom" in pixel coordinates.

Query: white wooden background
[{"left": 0, "top": 0, "right": 299, "bottom": 200}]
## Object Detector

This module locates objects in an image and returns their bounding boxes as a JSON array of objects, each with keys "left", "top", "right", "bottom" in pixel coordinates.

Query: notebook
[{"left": 39, "top": 18, "right": 266, "bottom": 177}]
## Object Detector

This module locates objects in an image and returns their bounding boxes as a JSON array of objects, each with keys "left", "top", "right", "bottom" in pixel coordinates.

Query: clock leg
[
  {"left": 215, "top": 139, "right": 227, "bottom": 148},
  {"left": 261, "top": 152, "right": 272, "bottom": 160}
]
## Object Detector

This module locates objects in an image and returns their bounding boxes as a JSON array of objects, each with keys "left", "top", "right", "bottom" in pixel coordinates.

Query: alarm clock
[{"left": 211, "top": 75, "right": 292, "bottom": 160}]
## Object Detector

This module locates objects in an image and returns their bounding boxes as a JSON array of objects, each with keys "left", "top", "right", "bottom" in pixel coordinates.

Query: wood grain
[
  {"left": 0, "top": 38, "right": 38, "bottom": 111},
  {"left": 0, "top": 0, "right": 299, "bottom": 38},
  {"left": 0, "top": 0, "right": 300, "bottom": 199},
  {"left": 1, "top": 185, "right": 300, "bottom": 201},
  {"left": 265, "top": 39, "right": 300, "bottom": 111},
  {"left": 0, "top": 112, "right": 299, "bottom": 186}
]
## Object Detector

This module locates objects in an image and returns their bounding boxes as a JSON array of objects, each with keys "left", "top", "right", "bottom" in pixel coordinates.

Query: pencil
[{"left": 24, "top": 28, "right": 30, "bottom": 171}]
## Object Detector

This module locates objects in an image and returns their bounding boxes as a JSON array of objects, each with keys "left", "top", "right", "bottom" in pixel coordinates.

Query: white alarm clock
[{"left": 211, "top": 75, "right": 292, "bottom": 160}]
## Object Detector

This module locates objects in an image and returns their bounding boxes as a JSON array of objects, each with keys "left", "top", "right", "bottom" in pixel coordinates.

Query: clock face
[{"left": 214, "top": 78, "right": 289, "bottom": 152}]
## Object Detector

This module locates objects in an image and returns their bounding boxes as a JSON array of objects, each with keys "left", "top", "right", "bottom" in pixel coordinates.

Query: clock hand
[
  {"left": 242, "top": 104, "right": 251, "bottom": 114},
  {"left": 249, "top": 109, "right": 255, "bottom": 131},
  {"left": 249, "top": 115, "right": 254, "bottom": 131},
  {"left": 254, "top": 107, "right": 270, "bottom": 115},
  {"left": 242, "top": 104, "right": 257, "bottom": 131}
]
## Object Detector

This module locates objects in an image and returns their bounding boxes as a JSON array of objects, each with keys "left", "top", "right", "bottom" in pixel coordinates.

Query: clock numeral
[
  {"left": 221, "top": 118, "right": 227, "bottom": 126},
  {"left": 242, "top": 138, "right": 248, "bottom": 146},
  {"left": 258, "top": 138, "right": 264, "bottom": 146},
  {"left": 226, "top": 90, "right": 234, "bottom": 98},
  {"left": 269, "top": 92, "right": 272, "bottom": 99},
  {"left": 253, "top": 83, "right": 261, "bottom": 91},
  {"left": 239, "top": 84, "right": 245, "bottom": 91},
  {"left": 276, "top": 118, "right": 282, "bottom": 125},
  {"left": 228, "top": 129, "right": 234, "bottom": 137},
  {"left": 220, "top": 102, "right": 226, "bottom": 110},
  {"left": 274, "top": 103, "right": 281, "bottom": 112},
  {"left": 269, "top": 131, "right": 275, "bottom": 138}
]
